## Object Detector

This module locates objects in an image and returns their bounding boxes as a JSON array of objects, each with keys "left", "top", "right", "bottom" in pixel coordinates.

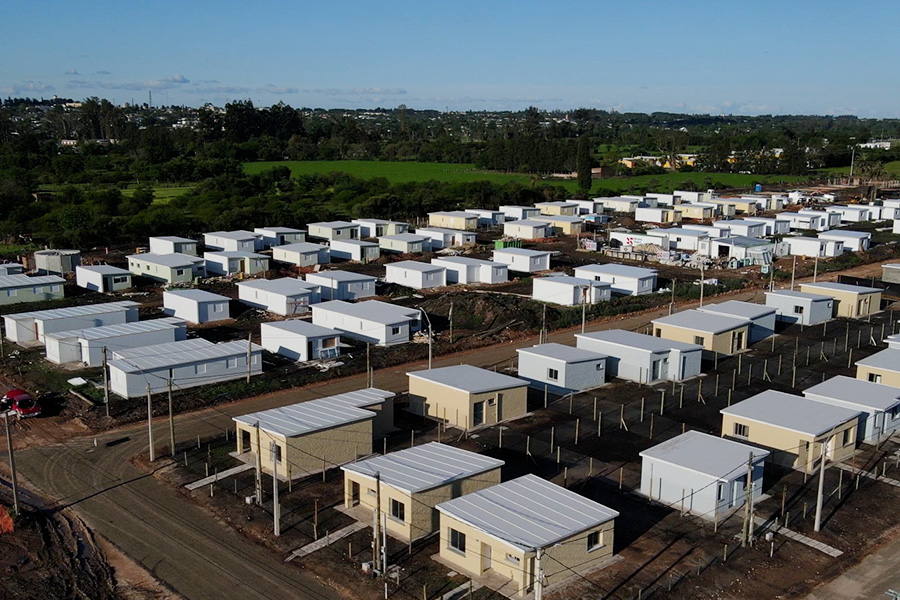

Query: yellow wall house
[
  {"left": 798, "top": 282, "right": 882, "bottom": 319},
  {"left": 677, "top": 204, "right": 716, "bottom": 220},
  {"left": 652, "top": 309, "right": 749, "bottom": 357},
  {"left": 856, "top": 349, "right": 900, "bottom": 388},
  {"left": 533, "top": 215, "right": 584, "bottom": 235},
  {"left": 535, "top": 201, "right": 579, "bottom": 216},
  {"left": 720, "top": 390, "right": 860, "bottom": 473},
  {"left": 407, "top": 365, "right": 528, "bottom": 431},
  {"left": 428, "top": 211, "right": 479, "bottom": 231},
  {"left": 341, "top": 442, "right": 503, "bottom": 542},
  {"left": 436, "top": 474, "right": 619, "bottom": 597}
]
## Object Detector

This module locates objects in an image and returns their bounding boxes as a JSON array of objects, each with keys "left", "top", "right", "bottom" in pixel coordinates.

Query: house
[
  {"left": 75, "top": 265, "right": 132, "bottom": 293},
  {"left": 407, "top": 364, "right": 528, "bottom": 430},
  {"left": 799, "top": 282, "right": 881, "bottom": 319},
  {"left": 533, "top": 215, "right": 583, "bottom": 235},
  {"left": 44, "top": 317, "right": 186, "bottom": 366},
  {"left": 652, "top": 310, "right": 749, "bottom": 356},
  {"left": 882, "top": 263, "right": 900, "bottom": 284},
  {"left": 516, "top": 343, "right": 607, "bottom": 394},
  {"left": 568, "top": 199, "right": 601, "bottom": 214},
  {"left": 817, "top": 230, "right": 872, "bottom": 252},
  {"left": 777, "top": 211, "right": 831, "bottom": 232},
  {"left": 148, "top": 236, "right": 198, "bottom": 256},
  {"left": 710, "top": 198, "right": 759, "bottom": 215},
  {"left": 465, "top": 209, "right": 506, "bottom": 227},
  {"left": 379, "top": 233, "right": 428, "bottom": 254},
  {"left": 714, "top": 220, "right": 766, "bottom": 238},
  {"left": 415, "top": 228, "right": 476, "bottom": 249},
  {"left": 646, "top": 227, "right": 708, "bottom": 251},
  {"left": 341, "top": 443, "right": 503, "bottom": 542},
  {"left": 385, "top": 261, "right": 447, "bottom": 290},
  {"left": 697, "top": 300, "right": 776, "bottom": 344},
  {"left": 352, "top": 218, "right": 409, "bottom": 238},
  {"left": 203, "top": 230, "right": 260, "bottom": 252},
  {"left": 109, "top": 338, "right": 262, "bottom": 398},
  {"left": 609, "top": 230, "right": 670, "bottom": 249},
  {"left": 253, "top": 227, "right": 306, "bottom": 249},
  {"left": 720, "top": 390, "right": 859, "bottom": 472},
  {"left": 499, "top": 205, "right": 541, "bottom": 221},
  {"left": 329, "top": 239, "right": 380, "bottom": 262},
  {"left": 3, "top": 301, "right": 140, "bottom": 345},
  {"left": 676, "top": 203, "right": 716, "bottom": 220},
  {"left": 203, "top": 251, "right": 269, "bottom": 276},
  {"left": 825, "top": 205, "right": 872, "bottom": 223},
  {"left": 682, "top": 223, "right": 732, "bottom": 238},
  {"left": 575, "top": 329, "right": 702, "bottom": 383},
  {"left": 436, "top": 474, "right": 619, "bottom": 597},
  {"left": 312, "top": 300, "right": 420, "bottom": 346},
  {"left": 236, "top": 278, "right": 320, "bottom": 316},
  {"left": 532, "top": 276, "right": 611, "bottom": 306},
  {"left": 502, "top": 220, "right": 552, "bottom": 240},
  {"left": 260, "top": 320, "right": 340, "bottom": 362},
  {"left": 700, "top": 237, "right": 778, "bottom": 264},
  {"left": 306, "top": 221, "right": 360, "bottom": 241},
  {"left": 127, "top": 253, "right": 207, "bottom": 284},
  {"left": 595, "top": 196, "right": 640, "bottom": 214},
  {"left": 573, "top": 264, "right": 657, "bottom": 296},
  {"left": 803, "top": 376, "right": 900, "bottom": 444},
  {"left": 640, "top": 431, "right": 768, "bottom": 519},
  {"left": 431, "top": 257, "right": 508, "bottom": 285},
  {"left": 492, "top": 248, "right": 551, "bottom": 273},
  {"left": 0, "top": 263, "right": 24, "bottom": 276},
  {"left": 306, "top": 271, "right": 377, "bottom": 301},
  {"left": 742, "top": 217, "right": 790, "bottom": 236},
  {"left": 765, "top": 290, "right": 834, "bottom": 325},
  {"left": 674, "top": 190, "right": 713, "bottom": 203},
  {"left": 427, "top": 211, "right": 479, "bottom": 230},
  {"left": 785, "top": 236, "right": 844, "bottom": 258},
  {"left": 0, "top": 274, "right": 65, "bottom": 306},
  {"left": 271, "top": 242, "right": 331, "bottom": 268},
  {"left": 34, "top": 249, "right": 80, "bottom": 275},
  {"left": 162, "top": 289, "right": 231, "bottom": 324},
  {"left": 634, "top": 206, "right": 681, "bottom": 224},
  {"left": 856, "top": 349, "right": 900, "bottom": 387},
  {"left": 535, "top": 201, "right": 578, "bottom": 216}
]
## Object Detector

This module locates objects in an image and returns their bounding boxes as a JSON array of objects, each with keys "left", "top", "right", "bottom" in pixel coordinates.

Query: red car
[{"left": 1, "top": 389, "right": 41, "bottom": 418}]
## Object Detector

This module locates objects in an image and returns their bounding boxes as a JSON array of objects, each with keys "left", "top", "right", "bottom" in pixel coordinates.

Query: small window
[
  {"left": 547, "top": 368, "right": 559, "bottom": 381},
  {"left": 367, "top": 488, "right": 376, "bottom": 497},
  {"left": 51, "top": 285, "right": 61, "bottom": 292},
  {"left": 793, "top": 305, "right": 804, "bottom": 315},
  {"left": 654, "top": 328, "right": 662, "bottom": 337},
  {"left": 841, "top": 428, "right": 852, "bottom": 446},
  {"left": 213, "top": 303, "right": 224, "bottom": 312},
  {"left": 587, "top": 531, "right": 603, "bottom": 551},
  {"left": 195, "top": 364, "right": 207, "bottom": 375},
  {"left": 734, "top": 422, "right": 749, "bottom": 438},
  {"left": 7, "top": 289, "right": 15, "bottom": 297},
  {"left": 176, "top": 268, "right": 185, "bottom": 276},
  {"left": 717, "top": 484, "right": 725, "bottom": 501},
  {"left": 272, "top": 444, "right": 282, "bottom": 463},
  {"left": 693, "top": 336, "right": 705, "bottom": 346},
  {"left": 391, "top": 326, "right": 401, "bottom": 335},
  {"left": 596, "top": 363, "right": 603, "bottom": 371},
  {"left": 390, "top": 499, "right": 405, "bottom": 522},
  {"left": 506, "top": 553, "right": 520, "bottom": 564},
  {"left": 251, "top": 354, "right": 259, "bottom": 365},
  {"left": 227, "top": 357, "right": 238, "bottom": 369},
  {"left": 868, "top": 372, "right": 882, "bottom": 383},
  {"left": 449, "top": 528, "right": 466, "bottom": 553},
  {"left": 113, "top": 276, "right": 128, "bottom": 284}
]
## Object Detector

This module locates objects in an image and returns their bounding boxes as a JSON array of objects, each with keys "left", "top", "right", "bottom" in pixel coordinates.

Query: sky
[{"left": 3, "top": 1, "right": 899, "bottom": 117}]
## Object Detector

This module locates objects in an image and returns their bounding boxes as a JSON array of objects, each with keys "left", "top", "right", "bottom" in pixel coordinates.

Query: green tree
[{"left": 576, "top": 136, "right": 593, "bottom": 194}]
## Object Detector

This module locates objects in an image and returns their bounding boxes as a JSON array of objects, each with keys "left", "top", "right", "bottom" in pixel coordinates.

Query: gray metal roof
[
  {"left": 326, "top": 387, "right": 395, "bottom": 409},
  {"left": 261, "top": 320, "right": 338, "bottom": 338},
  {"left": 715, "top": 220, "right": 762, "bottom": 227},
  {"left": 649, "top": 227, "right": 706, "bottom": 237},
  {"left": 436, "top": 474, "right": 619, "bottom": 551},
  {"left": 429, "top": 211, "right": 478, "bottom": 218},
  {"left": 5, "top": 301, "right": 139, "bottom": 323},
  {"left": 536, "top": 275, "right": 609, "bottom": 288},
  {"left": 407, "top": 365, "right": 525, "bottom": 394},
  {"left": 653, "top": 309, "right": 748, "bottom": 334},
  {"left": 765, "top": 289, "right": 833, "bottom": 302},
  {"left": 699, "top": 300, "right": 775, "bottom": 321},
  {"left": 342, "top": 442, "right": 504, "bottom": 494},
  {"left": 506, "top": 219, "right": 550, "bottom": 228},
  {"left": 0, "top": 274, "right": 65, "bottom": 288},
  {"left": 576, "top": 329, "right": 702, "bottom": 353},
  {"left": 204, "top": 251, "right": 267, "bottom": 259},
  {"left": 387, "top": 260, "right": 445, "bottom": 273},
  {"left": 306, "top": 270, "right": 376, "bottom": 283},
  {"left": 818, "top": 230, "right": 871, "bottom": 239},
  {"left": 535, "top": 201, "right": 578, "bottom": 207},
  {"left": 164, "top": 289, "right": 229, "bottom": 303},
  {"left": 639, "top": 430, "right": 769, "bottom": 480},
  {"left": 255, "top": 227, "right": 304, "bottom": 234},
  {"left": 127, "top": 253, "right": 203, "bottom": 267},
  {"left": 533, "top": 215, "right": 583, "bottom": 224},
  {"left": 237, "top": 278, "right": 318, "bottom": 296},
  {"left": 232, "top": 397, "right": 374, "bottom": 437},
  {"left": 313, "top": 300, "right": 418, "bottom": 324},
  {"left": 721, "top": 390, "right": 860, "bottom": 437},
  {"left": 714, "top": 236, "right": 772, "bottom": 248},
  {"left": 150, "top": 236, "right": 197, "bottom": 244},
  {"left": 432, "top": 257, "right": 504, "bottom": 268},
  {"left": 855, "top": 348, "right": 900, "bottom": 372},
  {"left": 76, "top": 265, "right": 130, "bottom": 276},
  {"left": 354, "top": 218, "right": 402, "bottom": 225},
  {"left": 274, "top": 242, "right": 328, "bottom": 254},
  {"left": 575, "top": 263, "right": 657, "bottom": 278},
  {"left": 801, "top": 281, "right": 881, "bottom": 295},
  {"left": 492, "top": 248, "right": 549, "bottom": 257},
  {"left": 804, "top": 375, "right": 900, "bottom": 412},
  {"left": 379, "top": 233, "right": 428, "bottom": 243},
  {"left": 109, "top": 339, "right": 261, "bottom": 373},
  {"left": 331, "top": 239, "right": 378, "bottom": 248},
  {"left": 44, "top": 317, "right": 185, "bottom": 342},
  {"left": 111, "top": 337, "right": 212, "bottom": 360},
  {"left": 517, "top": 342, "right": 607, "bottom": 363},
  {"left": 416, "top": 227, "right": 475, "bottom": 236},
  {"left": 205, "top": 230, "right": 259, "bottom": 241},
  {"left": 308, "top": 221, "right": 358, "bottom": 229}
]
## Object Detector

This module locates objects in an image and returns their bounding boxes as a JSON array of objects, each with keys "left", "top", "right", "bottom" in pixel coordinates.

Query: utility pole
[
  {"left": 373, "top": 471, "right": 382, "bottom": 573},
  {"left": 3, "top": 410, "right": 19, "bottom": 517},
  {"left": 790, "top": 256, "right": 797, "bottom": 290},
  {"left": 449, "top": 301, "right": 454, "bottom": 342},
  {"left": 102, "top": 346, "right": 110, "bottom": 418},
  {"left": 742, "top": 452, "right": 753, "bottom": 547},
  {"left": 699, "top": 261, "right": 705, "bottom": 308},
  {"left": 167, "top": 379, "right": 176, "bottom": 456},
  {"left": 814, "top": 442, "right": 828, "bottom": 532},
  {"left": 246, "top": 333, "right": 252, "bottom": 383},
  {"left": 146, "top": 384, "right": 155, "bottom": 462},
  {"left": 813, "top": 254, "right": 819, "bottom": 283},
  {"left": 366, "top": 343, "right": 371, "bottom": 388},
  {"left": 541, "top": 305, "right": 547, "bottom": 344},
  {"left": 581, "top": 286, "right": 588, "bottom": 333},
  {"left": 254, "top": 421, "right": 263, "bottom": 505},
  {"left": 534, "top": 548, "right": 544, "bottom": 600},
  {"left": 271, "top": 442, "right": 280, "bottom": 536}
]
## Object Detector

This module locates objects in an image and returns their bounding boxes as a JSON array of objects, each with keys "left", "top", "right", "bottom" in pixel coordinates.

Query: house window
[
  {"left": 842, "top": 428, "right": 852, "bottom": 446},
  {"left": 213, "top": 303, "right": 224, "bottom": 312},
  {"left": 717, "top": 484, "right": 725, "bottom": 501},
  {"left": 449, "top": 528, "right": 466, "bottom": 554},
  {"left": 391, "top": 326, "right": 401, "bottom": 335},
  {"left": 596, "top": 363, "right": 603, "bottom": 371},
  {"left": 869, "top": 373, "right": 883, "bottom": 384},
  {"left": 367, "top": 488, "right": 376, "bottom": 497},
  {"left": 175, "top": 269, "right": 185, "bottom": 276},
  {"left": 113, "top": 276, "right": 128, "bottom": 284},
  {"left": 587, "top": 531, "right": 603, "bottom": 551},
  {"left": 272, "top": 444, "right": 282, "bottom": 463},
  {"left": 793, "top": 305, "right": 804, "bottom": 315},
  {"left": 250, "top": 354, "right": 259, "bottom": 365},
  {"left": 6, "top": 289, "right": 15, "bottom": 297},
  {"left": 227, "top": 357, "right": 238, "bottom": 369},
  {"left": 694, "top": 336, "right": 705, "bottom": 345},
  {"left": 654, "top": 329, "right": 662, "bottom": 337},
  {"left": 195, "top": 364, "right": 207, "bottom": 375},
  {"left": 506, "top": 553, "right": 520, "bottom": 564},
  {"left": 390, "top": 499, "right": 405, "bottom": 522},
  {"left": 733, "top": 423, "right": 749, "bottom": 438},
  {"left": 51, "top": 285, "right": 61, "bottom": 292},
  {"left": 547, "top": 368, "right": 559, "bottom": 381}
]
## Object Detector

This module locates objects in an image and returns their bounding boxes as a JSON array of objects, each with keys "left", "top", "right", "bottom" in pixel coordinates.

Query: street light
[{"left": 418, "top": 308, "right": 433, "bottom": 369}]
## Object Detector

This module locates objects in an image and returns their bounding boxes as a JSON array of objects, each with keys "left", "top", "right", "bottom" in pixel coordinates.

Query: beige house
[
  {"left": 427, "top": 211, "right": 479, "bottom": 231},
  {"left": 436, "top": 474, "right": 619, "bottom": 597},
  {"left": 533, "top": 215, "right": 584, "bottom": 235},
  {"left": 798, "top": 282, "right": 881, "bottom": 319},
  {"left": 407, "top": 365, "right": 528, "bottom": 430},
  {"left": 652, "top": 309, "right": 749, "bottom": 356},
  {"left": 721, "top": 390, "right": 859, "bottom": 473},
  {"left": 341, "top": 442, "right": 503, "bottom": 541},
  {"left": 856, "top": 349, "right": 900, "bottom": 388},
  {"left": 677, "top": 203, "right": 716, "bottom": 220},
  {"left": 535, "top": 201, "right": 579, "bottom": 216}
]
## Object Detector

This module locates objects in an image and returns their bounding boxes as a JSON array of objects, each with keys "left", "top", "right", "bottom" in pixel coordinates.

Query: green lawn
[
  {"left": 120, "top": 185, "right": 194, "bottom": 205},
  {"left": 819, "top": 161, "right": 900, "bottom": 177}
]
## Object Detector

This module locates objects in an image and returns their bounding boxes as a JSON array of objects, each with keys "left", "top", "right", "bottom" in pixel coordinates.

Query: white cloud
[{"left": 0, "top": 81, "right": 56, "bottom": 95}]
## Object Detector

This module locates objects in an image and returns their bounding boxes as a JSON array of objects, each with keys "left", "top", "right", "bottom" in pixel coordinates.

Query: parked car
[{"left": 1, "top": 389, "right": 41, "bottom": 418}]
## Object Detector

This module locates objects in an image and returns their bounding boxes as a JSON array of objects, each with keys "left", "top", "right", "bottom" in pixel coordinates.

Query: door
[
  {"left": 473, "top": 401, "right": 485, "bottom": 427},
  {"left": 481, "top": 543, "right": 492, "bottom": 573},
  {"left": 241, "top": 429, "right": 251, "bottom": 453},
  {"left": 733, "top": 331, "right": 744, "bottom": 353},
  {"left": 350, "top": 481, "right": 360, "bottom": 506},
  {"left": 651, "top": 359, "right": 660, "bottom": 381}
]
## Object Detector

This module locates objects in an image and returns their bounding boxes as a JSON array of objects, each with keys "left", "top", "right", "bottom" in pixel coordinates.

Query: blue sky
[{"left": 3, "top": 1, "right": 898, "bottom": 116}]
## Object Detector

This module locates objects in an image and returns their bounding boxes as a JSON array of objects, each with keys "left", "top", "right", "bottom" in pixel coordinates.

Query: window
[
  {"left": 6, "top": 289, "right": 15, "bottom": 297},
  {"left": 367, "top": 488, "right": 376, "bottom": 497},
  {"left": 717, "top": 484, "right": 725, "bottom": 502},
  {"left": 51, "top": 285, "right": 61, "bottom": 292},
  {"left": 113, "top": 276, "right": 128, "bottom": 284},
  {"left": 547, "top": 368, "right": 559, "bottom": 381},
  {"left": 227, "top": 357, "right": 238, "bottom": 369},
  {"left": 733, "top": 423, "right": 749, "bottom": 438},
  {"left": 654, "top": 329, "right": 662, "bottom": 337},
  {"left": 842, "top": 428, "right": 852, "bottom": 446},
  {"left": 390, "top": 499, "right": 405, "bottom": 522},
  {"left": 449, "top": 528, "right": 466, "bottom": 554},
  {"left": 506, "top": 553, "right": 520, "bottom": 564},
  {"left": 175, "top": 269, "right": 185, "bottom": 276},
  {"left": 869, "top": 373, "right": 883, "bottom": 384},
  {"left": 251, "top": 355, "right": 259, "bottom": 365},
  {"left": 195, "top": 364, "right": 207, "bottom": 375},
  {"left": 391, "top": 326, "right": 401, "bottom": 335},
  {"left": 596, "top": 363, "right": 603, "bottom": 371},
  {"left": 793, "top": 305, "right": 805, "bottom": 315},
  {"left": 694, "top": 336, "right": 705, "bottom": 346},
  {"left": 587, "top": 531, "right": 603, "bottom": 551},
  {"left": 213, "top": 303, "right": 224, "bottom": 312},
  {"left": 272, "top": 444, "right": 282, "bottom": 463}
]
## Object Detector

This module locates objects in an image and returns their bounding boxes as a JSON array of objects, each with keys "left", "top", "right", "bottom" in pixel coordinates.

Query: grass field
[
  {"left": 120, "top": 185, "right": 194, "bottom": 205},
  {"left": 244, "top": 160, "right": 812, "bottom": 193},
  {"left": 819, "top": 161, "right": 900, "bottom": 177}
]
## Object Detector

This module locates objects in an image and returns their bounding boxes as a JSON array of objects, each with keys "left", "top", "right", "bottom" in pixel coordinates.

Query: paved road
[{"left": 804, "top": 530, "right": 900, "bottom": 599}]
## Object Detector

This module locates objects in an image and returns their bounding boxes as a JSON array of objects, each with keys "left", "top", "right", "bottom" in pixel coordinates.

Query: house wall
[
  {"left": 238, "top": 287, "right": 314, "bottom": 316},
  {"left": 110, "top": 350, "right": 262, "bottom": 398},
  {"left": 883, "top": 267, "right": 900, "bottom": 285},
  {"left": 428, "top": 214, "right": 477, "bottom": 230},
  {"left": 517, "top": 354, "right": 606, "bottom": 393},
  {"left": 330, "top": 241, "right": 380, "bottom": 262},
  {"left": 536, "top": 219, "right": 582, "bottom": 235},
  {"left": 653, "top": 323, "right": 748, "bottom": 356},
  {"left": 573, "top": 270, "right": 656, "bottom": 296},
  {"left": 407, "top": 379, "right": 528, "bottom": 430},
  {"left": 766, "top": 294, "right": 833, "bottom": 325},
  {"left": 857, "top": 364, "right": 900, "bottom": 388},
  {"left": 45, "top": 333, "right": 81, "bottom": 364},
  {"left": 804, "top": 393, "right": 900, "bottom": 444},
  {"left": 261, "top": 327, "right": 340, "bottom": 362},
  {"left": 503, "top": 222, "right": 548, "bottom": 239},
  {"left": 306, "top": 275, "right": 377, "bottom": 301},
  {"left": 493, "top": 253, "right": 550, "bottom": 272},
  {"left": 272, "top": 247, "right": 330, "bottom": 267},
  {"left": 255, "top": 230, "right": 305, "bottom": 248},
  {"left": 128, "top": 258, "right": 196, "bottom": 284},
  {"left": 379, "top": 237, "right": 424, "bottom": 254},
  {"left": 163, "top": 295, "right": 230, "bottom": 324},
  {"left": 640, "top": 458, "right": 764, "bottom": 518},
  {"left": 385, "top": 266, "right": 446, "bottom": 290},
  {"left": 73, "top": 327, "right": 183, "bottom": 367},
  {"left": 799, "top": 286, "right": 880, "bottom": 319},
  {"left": 312, "top": 310, "right": 409, "bottom": 346},
  {"left": 204, "top": 235, "right": 255, "bottom": 252},
  {"left": 0, "top": 282, "right": 65, "bottom": 306}
]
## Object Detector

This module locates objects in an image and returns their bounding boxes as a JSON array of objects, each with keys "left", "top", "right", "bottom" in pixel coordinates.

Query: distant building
[
  {"left": 162, "top": 289, "right": 230, "bottom": 324},
  {"left": 75, "top": 265, "right": 132, "bottom": 293}
]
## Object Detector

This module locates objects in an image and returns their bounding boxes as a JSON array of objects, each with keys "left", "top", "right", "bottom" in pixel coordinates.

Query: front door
[
  {"left": 350, "top": 481, "right": 360, "bottom": 506},
  {"left": 473, "top": 401, "right": 485, "bottom": 427},
  {"left": 241, "top": 429, "right": 251, "bottom": 453},
  {"left": 481, "top": 543, "right": 492, "bottom": 573},
  {"left": 733, "top": 331, "right": 744, "bottom": 353}
]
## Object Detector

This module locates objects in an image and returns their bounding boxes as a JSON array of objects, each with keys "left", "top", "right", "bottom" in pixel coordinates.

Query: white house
[
  {"left": 75, "top": 265, "right": 132, "bottom": 293},
  {"left": 312, "top": 300, "right": 420, "bottom": 346},
  {"left": 272, "top": 243, "right": 331, "bottom": 268},
  {"left": 260, "top": 320, "right": 341, "bottom": 362},
  {"left": 203, "top": 251, "right": 269, "bottom": 276},
  {"left": 803, "top": 376, "right": 900, "bottom": 444},
  {"left": 0, "top": 263, "right": 24, "bottom": 276},
  {"left": 573, "top": 264, "right": 657, "bottom": 296},
  {"left": 253, "top": 227, "right": 306, "bottom": 249},
  {"left": 764, "top": 290, "right": 834, "bottom": 325},
  {"left": 431, "top": 257, "right": 508, "bottom": 285},
  {"left": 516, "top": 343, "right": 607, "bottom": 394},
  {"left": 414, "top": 228, "right": 476, "bottom": 249},
  {"left": 127, "top": 253, "right": 206, "bottom": 284},
  {"left": 44, "top": 317, "right": 186, "bottom": 366},
  {"left": 682, "top": 223, "right": 732, "bottom": 238},
  {"left": 714, "top": 220, "right": 766, "bottom": 238},
  {"left": 575, "top": 329, "right": 703, "bottom": 383},
  {"left": 148, "top": 236, "right": 198, "bottom": 256},
  {"left": 785, "top": 236, "right": 844, "bottom": 257},
  {"left": 307, "top": 221, "right": 360, "bottom": 241},
  {"left": 352, "top": 218, "right": 408, "bottom": 238},
  {"left": 817, "top": 230, "right": 871, "bottom": 252},
  {"left": 646, "top": 227, "right": 708, "bottom": 251},
  {"left": 595, "top": 196, "right": 640, "bottom": 213},
  {"left": 3, "top": 301, "right": 140, "bottom": 345},
  {"left": 162, "top": 289, "right": 231, "bottom": 324},
  {"left": 535, "top": 201, "right": 578, "bottom": 216},
  {"left": 825, "top": 205, "right": 872, "bottom": 223},
  {"left": 492, "top": 248, "right": 551, "bottom": 273},
  {"left": 742, "top": 217, "right": 790, "bottom": 236},
  {"left": 236, "top": 278, "right": 320, "bottom": 316},
  {"left": 379, "top": 233, "right": 428, "bottom": 254},
  {"left": 609, "top": 230, "right": 670, "bottom": 249},
  {"left": 503, "top": 220, "right": 552, "bottom": 240},
  {"left": 499, "top": 205, "right": 541, "bottom": 221},
  {"left": 306, "top": 271, "right": 377, "bottom": 301},
  {"left": 466, "top": 209, "right": 506, "bottom": 227},
  {"left": 0, "top": 274, "right": 65, "bottom": 306},
  {"left": 698, "top": 300, "right": 776, "bottom": 344},
  {"left": 203, "top": 230, "right": 260, "bottom": 252},
  {"left": 634, "top": 206, "right": 681, "bottom": 224},
  {"left": 700, "top": 237, "right": 779, "bottom": 263},
  {"left": 532, "top": 276, "right": 611, "bottom": 306},
  {"left": 385, "top": 261, "right": 447, "bottom": 290},
  {"left": 329, "top": 239, "right": 380, "bottom": 263},
  {"left": 108, "top": 338, "right": 262, "bottom": 398}
]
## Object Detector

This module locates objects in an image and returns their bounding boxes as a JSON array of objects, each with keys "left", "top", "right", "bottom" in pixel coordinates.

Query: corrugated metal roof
[
  {"left": 492, "top": 248, "right": 549, "bottom": 257},
  {"left": 699, "top": 300, "right": 775, "bottom": 321},
  {"left": 576, "top": 329, "right": 702, "bottom": 353},
  {"left": 653, "top": 309, "right": 748, "bottom": 334},
  {"left": 517, "top": 342, "right": 607, "bottom": 363},
  {"left": 416, "top": 228, "right": 475, "bottom": 236},
  {"left": 206, "top": 230, "right": 259, "bottom": 240},
  {"left": 379, "top": 233, "right": 427, "bottom": 242},
  {"left": 308, "top": 221, "right": 357, "bottom": 229},
  {"left": 5, "top": 301, "right": 139, "bottom": 322},
  {"left": 204, "top": 251, "right": 267, "bottom": 259},
  {"left": 819, "top": 230, "right": 870, "bottom": 239},
  {"left": 44, "top": 317, "right": 185, "bottom": 342},
  {"left": 255, "top": 227, "right": 304, "bottom": 234},
  {"left": 639, "top": 430, "right": 769, "bottom": 480},
  {"left": 261, "top": 320, "right": 337, "bottom": 338},
  {"left": 506, "top": 220, "right": 549, "bottom": 228},
  {"left": 233, "top": 397, "right": 374, "bottom": 437},
  {"left": 436, "top": 474, "right": 619, "bottom": 551},
  {"left": 313, "top": 300, "right": 418, "bottom": 324},
  {"left": 855, "top": 348, "right": 900, "bottom": 372},
  {"left": 331, "top": 239, "right": 378, "bottom": 248},
  {"left": 535, "top": 201, "right": 578, "bottom": 207},
  {"left": 0, "top": 274, "right": 65, "bottom": 288},
  {"left": 534, "top": 215, "right": 583, "bottom": 223},
  {"left": 433, "top": 257, "right": 504, "bottom": 268},
  {"left": 387, "top": 261, "right": 444, "bottom": 273},
  {"left": 801, "top": 282, "right": 881, "bottom": 295},
  {"left": 164, "top": 289, "right": 229, "bottom": 303},
  {"left": 306, "top": 270, "right": 376, "bottom": 283},
  {"left": 407, "top": 365, "right": 525, "bottom": 394},
  {"left": 111, "top": 337, "right": 212, "bottom": 360},
  {"left": 326, "top": 387, "right": 395, "bottom": 409},
  {"left": 765, "top": 290, "right": 833, "bottom": 301},
  {"left": 150, "top": 236, "right": 196, "bottom": 243},
  {"left": 274, "top": 242, "right": 328, "bottom": 254},
  {"left": 721, "top": 390, "right": 860, "bottom": 437},
  {"left": 127, "top": 253, "right": 203, "bottom": 267},
  {"left": 575, "top": 264, "right": 657, "bottom": 278},
  {"left": 109, "top": 339, "right": 260, "bottom": 373},
  {"left": 714, "top": 236, "right": 772, "bottom": 248},
  {"left": 429, "top": 211, "right": 478, "bottom": 218},
  {"left": 76, "top": 265, "right": 130, "bottom": 276},
  {"left": 536, "top": 275, "right": 609, "bottom": 288},
  {"left": 804, "top": 375, "right": 900, "bottom": 412},
  {"left": 342, "top": 442, "right": 503, "bottom": 494},
  {"left": 237, "top": 278, "right": 318, "bottom": 296}
]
